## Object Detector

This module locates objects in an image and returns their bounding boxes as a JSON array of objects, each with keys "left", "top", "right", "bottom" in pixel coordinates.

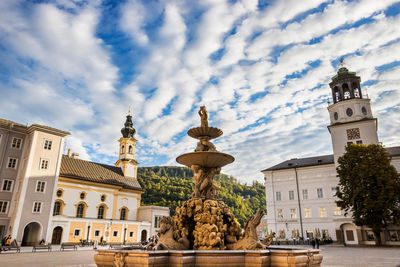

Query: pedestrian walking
[
  {"left": 316, "top": 238, "right": 320, "bottom": 249},
  {"left": 311, "top": 238, "right": 316, "bottom": 249}
]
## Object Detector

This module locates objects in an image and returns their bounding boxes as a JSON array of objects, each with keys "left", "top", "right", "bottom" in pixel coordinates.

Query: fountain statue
[
  {"left": 94, "top": 106, "right": 323, "bottom": 267},
  {"left": 142, "top": 105, "right": 269, "bottom": 251}
]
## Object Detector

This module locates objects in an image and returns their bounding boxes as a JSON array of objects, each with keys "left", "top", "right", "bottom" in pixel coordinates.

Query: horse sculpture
[
  {"left": 146, "top": 216, "right": 189, "bottom": 250},
  {"left": 233, "top": 210, "right": 267, "bottom": 250}
]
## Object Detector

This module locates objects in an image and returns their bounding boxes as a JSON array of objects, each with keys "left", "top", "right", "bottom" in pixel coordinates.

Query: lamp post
[{"left": 294, "top": 166, "right": 304, "bottom": 240}]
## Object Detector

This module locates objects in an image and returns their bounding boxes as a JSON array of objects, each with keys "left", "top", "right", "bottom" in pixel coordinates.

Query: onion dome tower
[
  {"left": 327, "top": 60, "right": 379, "bottom": 164},
  {"left": 115, "top": 111, "right": 139, "bottom": 178}
]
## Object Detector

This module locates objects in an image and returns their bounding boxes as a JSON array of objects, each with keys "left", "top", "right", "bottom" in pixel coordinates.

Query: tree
[{"left": 336, "top": 144, "right": 400, "bottom": 245}]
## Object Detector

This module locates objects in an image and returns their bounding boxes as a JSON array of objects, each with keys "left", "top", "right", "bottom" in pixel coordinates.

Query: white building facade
[{"left": 263, "top": 66, "right": 400, "bottom": 245}]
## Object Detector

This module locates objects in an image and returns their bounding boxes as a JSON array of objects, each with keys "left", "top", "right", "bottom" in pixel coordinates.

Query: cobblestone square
[{"left": 0, "top": 245, "right": 399, "bottom": 266}]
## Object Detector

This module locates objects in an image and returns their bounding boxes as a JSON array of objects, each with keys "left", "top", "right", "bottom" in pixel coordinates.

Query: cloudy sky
[{"left": 1, "top": 0, "right": 400, "bottom": 183}]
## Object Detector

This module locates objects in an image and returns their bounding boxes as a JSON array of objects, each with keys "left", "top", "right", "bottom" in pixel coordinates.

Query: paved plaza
[{"left": 0, "top": 245, "right": 399, "bottom": 266}]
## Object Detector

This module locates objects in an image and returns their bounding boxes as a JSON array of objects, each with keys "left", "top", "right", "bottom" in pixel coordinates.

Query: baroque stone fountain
[{"left": 94, "top": 106, "right": 323, "bottom": 267}]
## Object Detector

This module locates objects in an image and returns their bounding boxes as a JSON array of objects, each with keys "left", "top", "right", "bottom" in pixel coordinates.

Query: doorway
[
  {"left": 341, "top": 223, "right": 358, "bottom": 245},
  {"left": 22, "top": 222, "right": 41, "bottom": 246},
  {"left": 141, "top": 229, "right": 147, "bottom": 242},
  {"left": 51, "top": 226, "right": 63, "bottom": 244}
]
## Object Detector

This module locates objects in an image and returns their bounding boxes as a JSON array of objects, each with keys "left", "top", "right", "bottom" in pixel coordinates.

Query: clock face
[
  {"left": 347, "top": 128, "right": 360, "bottom": 140},
  {"left": 334, "top": 112, "right": 338, "bottom": 120},
  {"left": 346, "top": 108, "right": 353, "bottom": 117},
  {"left": 362, "top": 107, "right": 367, "bottom": 115}
]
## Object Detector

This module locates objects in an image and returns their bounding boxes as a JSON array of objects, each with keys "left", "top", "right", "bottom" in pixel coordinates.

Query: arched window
[
  {"left": 76, "top": 204, "right": 85, "bottom": 218},
  {"left": 121, "top": 145, "right": 125, "bottom": 154},
  {"left": 343, "top": 83, "right": 350, "bottom": 99},
  {"left": 354, "top": 88, "right": 360, "bottom": 98},
  {"left": 120, "top": 208, "right": 127, "bottom": 220},
  {"left": 333, "top": 86, "right": 340, "bottom": 102},
  {"left": 53, "top": 202, "right": 61, "bottom": 216},
  {"left": 128, "top": 145, "right": 133, "bottom": 154},
  {"left": 98, "top": 206, "right": 104, "bottom": 219}
]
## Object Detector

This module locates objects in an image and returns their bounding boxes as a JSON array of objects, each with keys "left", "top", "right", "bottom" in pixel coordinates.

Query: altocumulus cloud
[{"left": 0, "top": 0, "right": 399, "bottom": 183}]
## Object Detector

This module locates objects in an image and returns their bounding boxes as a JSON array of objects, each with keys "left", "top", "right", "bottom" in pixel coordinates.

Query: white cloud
[{"left": 1, "top": 0, "right": 400, "bottom": 184}]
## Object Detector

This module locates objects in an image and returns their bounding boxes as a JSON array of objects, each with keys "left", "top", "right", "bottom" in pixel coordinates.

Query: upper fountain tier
[
  {"left": 187, "top": 126, "right": 223, "bottom": 140},
  {"left": 176, "top": 106, "right": 234, "bottom": 169}
]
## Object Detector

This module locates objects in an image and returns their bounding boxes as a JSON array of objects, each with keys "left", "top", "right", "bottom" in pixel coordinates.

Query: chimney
[
  {"left": 71, "top": 152, "right": 79, "bottom": 159},
  {"left": 67, "top": 148, "right": 72, "bottom": 157}
]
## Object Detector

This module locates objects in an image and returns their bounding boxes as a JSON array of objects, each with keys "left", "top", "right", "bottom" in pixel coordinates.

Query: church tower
[
  {"left": 115, "top": 112, "right": 139, "bottom": 178},
  {"left": 327, "top": 62, "right": 379, "bottom": 165}
]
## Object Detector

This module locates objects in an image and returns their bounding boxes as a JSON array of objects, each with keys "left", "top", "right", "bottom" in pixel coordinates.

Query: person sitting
[
  {"left": 39, "top": 239, "right": 46, "bottom": 245},
  {"left": 6, "top": 235, "right": 12, "bottom": 246}
]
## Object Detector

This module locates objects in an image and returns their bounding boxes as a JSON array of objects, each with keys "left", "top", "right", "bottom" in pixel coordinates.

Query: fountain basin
[
  {"left": 176, "top": 151, "right": 234, "bottom": 168},
  {"left": 187, "top": 127, "right": 223, "bottom": 140},
  {"left": 94, "top": 248, "right": 323, "bottom": 267}
]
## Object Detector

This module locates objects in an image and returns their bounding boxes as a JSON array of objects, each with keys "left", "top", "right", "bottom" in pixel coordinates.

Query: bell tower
[
  {"left": 115, "top": 111, "right": 139, "bottom": 178},
  {"left": 327, "top": 61, "right": 379, "bottom": 165}
]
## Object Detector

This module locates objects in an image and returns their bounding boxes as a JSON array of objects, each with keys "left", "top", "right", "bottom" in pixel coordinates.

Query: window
[
  {"left": 289, "top": 190, "right": 295, "bottom": 200},
  {"left": 304, "top": 208, "right": 311, "bottom": 218},
  {"left": 40, "top": 159, "right": 49, "bottom": 170},
  {"left": 76, "top": 204, "right": 84, "bottom": 218},
  {"left": 290, "top": 208, "right": 296, "bottom": 219},
  {"left": 95, "top": 230, "right": 100, "bottom": 237},
  {"left": 113, "top": 231, "right": 118, "bottom": 237},
  {"left": 44, "top": 139, "right": 52, "bottom": 150},
  {"left": 334, "top": 206, "right": 341, "bottom": 216},
  {"left": 121, "top": 145, "right": 125, "bottom": 154},
  {"left": 120, "top": 208, "right": 127, "bottom": 220},
  {"left": 53, "top": 201, "right": 61, "bottom": 215},
  {"left": 129, "top": 231, "right": 134, "bottom": 238},
  {"left": 128, "top": 145, "right": 133, "bottom": 154},
  {"left": 317, "top": 188, "right": 323, "bottom": 199},
  {"left": 2, "top": 179, "right": 14, "bottom": 192},
  {"left": 319, "top": 207, "right": 326, "bottom": 217},
  {"left": 347, "top": 141, "right": 353, "bottom": 146},
  {"left": 302, "top": 189, "right": 308, "bottom": 200},
  {"left": 7, "top": 158, "right": 17, "bottom": 169},
  {"left": 11, "top": 137, "right": 22, "bottom": 149},
  {"left": 100, "top": 195, "right": 106, "bottom": 202},
  {"left": 56, "top": 189, "right": 63, "bottom": 197},
  {"left": 36, "top": 181, "right": 46, "bottom": 192},
  {"left": 276, "top": 192, "right": 281, "bottom": 201},
  {"left": 331, "top": 187, "right": 337, "bottom": 197},
  {"left": 80, "top": 192, "right": 86, "bottom": 200},
  {"left": 356, "top": 140, "right": 363, "bottom": 144},
  {"left": 33, "top": 202, "right": 42, "bottom": 213},
  {"left": 0, "top": 201, "right": 9, "bottom": 214},
  {"left": 277, "top": 209, "right": 283, "bottom": 219},
  {"left": 74, "top": 229, "right": 81, "bottom": 237},
  {"left": 154, "top": 216, "right": 162, "bottom": 228},
  {"left": 98, "top": 206, "right": 104, "bottom": 219}
]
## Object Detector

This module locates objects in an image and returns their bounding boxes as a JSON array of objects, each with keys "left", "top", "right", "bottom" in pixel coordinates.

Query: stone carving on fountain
[{"left": 150, "top": 106, "right": 273, "bottom": 251}]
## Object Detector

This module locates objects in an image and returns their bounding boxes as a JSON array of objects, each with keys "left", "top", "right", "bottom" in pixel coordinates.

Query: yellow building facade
[{"left": 49, "top": 113, "right": 166, "bottom": 245}]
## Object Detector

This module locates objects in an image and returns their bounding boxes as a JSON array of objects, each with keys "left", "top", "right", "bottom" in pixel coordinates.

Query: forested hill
[{"left": 137, "top": 166, "right": 266, "bottom": 227}]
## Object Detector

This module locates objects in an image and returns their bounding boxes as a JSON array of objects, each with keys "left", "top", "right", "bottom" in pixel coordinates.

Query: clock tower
[{"left": 327, "top": 62, "right": 379, "bottom": 165}]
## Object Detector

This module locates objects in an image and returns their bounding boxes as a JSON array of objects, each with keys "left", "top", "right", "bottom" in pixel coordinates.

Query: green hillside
[{"left": 137, "top": 166, "right": 266, "bottom": 227}]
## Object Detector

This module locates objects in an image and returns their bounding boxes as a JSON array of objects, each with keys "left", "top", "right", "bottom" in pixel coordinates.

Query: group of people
[{"left": 311, "top": 238, "right": 320, "bottom": 249}]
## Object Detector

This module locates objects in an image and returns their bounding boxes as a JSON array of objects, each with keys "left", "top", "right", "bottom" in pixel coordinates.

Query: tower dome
[
  {"left": 121, "top": 113, "right": 136, "bottom": 138},
  {"left": 329, "top": 60, "right": 362, "bottom": 104}
]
